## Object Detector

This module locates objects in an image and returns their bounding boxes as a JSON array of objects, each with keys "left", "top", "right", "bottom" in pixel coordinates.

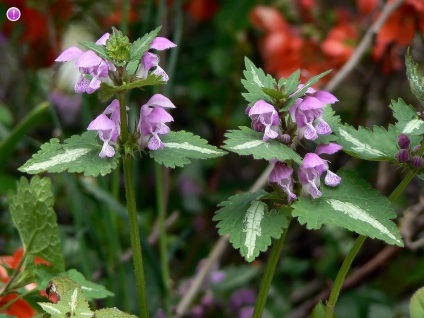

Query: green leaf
[
  {"left": 149, "top": 130, "right": 226, "bottom": 168},
  {"left": 7, "top": 176, "right": 64, "bottom": 272},
  {"left": 335, "top": 124, "right": 399, "bottom": 161},
  {"left": 94, "top": 308, "right": 138, "bottom": 318},
  {"left": 0, "top": 314, "right": 17, "bottom": 318},
  {"left": 130, "top": 26, "right": 161, "bottom": 61},
  {"left": 39, "top": 288, "right": 93, "bottom": 318},
  {"left": 282, "top": 69, "right": 332, "bottom": 111},
  {"left": 292, "top": 170, "right": 403, "bottom": 246},
  {"left": 390, "top": 98, "right": 424, "bottom": 135},
  {"left": 284, "top": 70, "right": 301, "bottom": 95},
  {"left": 222, "top": 126, "right": 302, "bottom": 164},
  {"left": 125, "top": 60, "right": 140, "bottom": 75},
  {"left": 262, "top": 88, "right": 285, "bottom": 101},
  {"left": 213, "top": 190, "right": 290, "bottom": 262},
  {"left": 410, "top": 287, "right": 424, "bottom": 318},
  {"left": 241, "top": 57, "right": 277, "bottom": 104},
  {"left": 19, "top": 131, "right": 120, "bottom": 177},
  {"left": 78, "top": 41, "right": 111, "bottom": 62},
  {"left": 98, "top": 74, "right": 165, "bottom": 100},
  {"left": 65, "top": 269, "right": 114, "bottom": 300},
  {"left": 405, "top": 47, "right": 424, "bottom": 104}
]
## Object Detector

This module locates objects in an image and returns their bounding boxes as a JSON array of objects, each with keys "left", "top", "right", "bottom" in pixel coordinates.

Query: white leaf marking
[
  {"left": 39, "top": 303, "right": 63, "bottom": 314},
  {"left": 338, "top": 128, "right": 385, "bottom": 156},
  {"left": 326, "top": 199, "right": 401, "bottom": 244},
  {"left": 69, "top": 288, "right": 78, "bottom": 312},
  {"left": 231, "top": 140, "right": 264, "bottom": 150},
  {"left": 243, "top": 201, "right": 265, "bottom": 260},
  {"left": 81, "top": 286, "right": 95, "bottom": 291},
  {"left": 164, "top": 142, "right": 221, "bottom": 154},
  {"left": 22, "top": 148, "right": 91, "bottom": 172},
  {"left": 402, "top": 119, "right": 424, "bottom": 134}
]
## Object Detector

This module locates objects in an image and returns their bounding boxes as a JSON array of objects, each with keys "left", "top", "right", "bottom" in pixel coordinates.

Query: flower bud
[
  {"left": 397, "top": 134, "right": 410, "bottom": 149},
  {"left": 413, "top": 145, "right": 421, "bottom": 153},
  {"left": 105, "top": 28, "right": 131, "bottom": 62},
  {"left": 396, "top": 149, "right": 410, "bottom": 163},
  {"left": 412, "top": 156, "right": 424, "bottom": 168},
  {"left": 281, "top": 134, "right": 291, "bottom": 144}
]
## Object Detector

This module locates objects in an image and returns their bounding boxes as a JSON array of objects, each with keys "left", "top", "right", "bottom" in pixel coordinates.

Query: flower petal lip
[
  {"left": 150, "top": 37, "right": 177, "bottom": 50},
  {"left": 55, "top": 47, "right": 84, "bottom": 62}
]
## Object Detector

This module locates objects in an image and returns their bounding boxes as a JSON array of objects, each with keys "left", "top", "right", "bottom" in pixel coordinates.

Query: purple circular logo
[{"left": 6, "top": 7, "right": 21, "bottom": 22}]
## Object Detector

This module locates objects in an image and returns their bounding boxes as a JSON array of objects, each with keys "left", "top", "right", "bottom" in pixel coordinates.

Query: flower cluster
[
  {"left": 395, "top": 134, "right": 424, "bottom": 168},
  {"left": 55, "top": 30, "right": 177, "bottom": 158},
  {"left": 247, "top": 85, "right": 342, "bottom": 200}
]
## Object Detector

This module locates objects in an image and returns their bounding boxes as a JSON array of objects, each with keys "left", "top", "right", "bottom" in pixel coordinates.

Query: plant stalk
[
  {"left": 324, "top": 167, "right": 420, "bottom": 318},
  {"left": 253, "top": 218, "right": 292, "bottom": 318},
  {"left": 118, "top": 92, "right": 149, "bottom": 318}
]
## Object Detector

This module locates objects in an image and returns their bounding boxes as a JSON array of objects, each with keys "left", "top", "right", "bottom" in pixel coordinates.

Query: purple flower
[
  {"left": 298, "top": 143, "right": 342, "bottom": 198},
  {"left": 412, "top": 156, "right": 424, "bottom": 168},
  {"left": 269, "top": 162, "right": 297, "bottom": 202},
  {"left": 238, "top": 306, "right": 256, "bottom": 318},
  {"left": 136, "top": 37, "right": 176, "bottom": 81},
  {"left": 137, "top": 94, "right": 175, "bottom": 150},
  {"left": 87, "top": 99, "right": 126, "bottom": 158},
  {"left": 55, "top": 33, "right": 116, "bottom": 94},
  {"left": 397, "top": 134, "right": 410, "bottom": 149},
  {"left": 229, "top": 288, "right": 256, "bottom": 311},
  {"left": 247, "top": 100, "right": 279, "bottom": 141},
  {"left": 289, "top": 87, "right": 338, "bottom": 140}
]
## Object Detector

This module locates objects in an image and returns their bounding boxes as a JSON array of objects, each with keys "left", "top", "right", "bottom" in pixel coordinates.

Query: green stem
[
  {"left": 325, "top": 161, "right": 423, "bottom": 317},
  {"left": 118, "top": 92, "right": 149, "bottom": 318},
  {"left": 154, "top": 163, "right": 171, "bottom": 316},
  {"left": 253, "top": 218, "right": 292, "bottom": 318},
  {"left": 0, "top": 251, "right": 26, "bottom": 296}
]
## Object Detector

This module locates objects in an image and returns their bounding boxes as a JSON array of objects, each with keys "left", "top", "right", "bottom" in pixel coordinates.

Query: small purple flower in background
[
  {"left": 55, "top": 33, "right": 116, "bottom": 94},
  {"left": 87, "top": 99, "right": 126, "bottom": 158},
  {"left": 136, "top": 37, "right": 177, "bottom": 81},
  {"left": 238, "top": 306, "right": 256, "bottom": 318},
  {"left": 247, "top": 100, "right": 280, "bottom": 141},
  {"left": 269, "top": 162, "right": 297, "bottom": 202},
  {"left": 229, "top": 288, "right": 256, "bottom": 312},
  {"left": 137, "top": 94, "right": 176, "bottom": 150},
  {"left": 298, "top": 143, "right": 342, "bottom": 199},
  {"left": 289, "top": 86, "right": 338, "bottom": 140}
]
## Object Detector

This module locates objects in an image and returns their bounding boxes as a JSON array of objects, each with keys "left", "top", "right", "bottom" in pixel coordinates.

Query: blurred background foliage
[{"left": 0, "top": 0, "right": 424, "bottom": 317}]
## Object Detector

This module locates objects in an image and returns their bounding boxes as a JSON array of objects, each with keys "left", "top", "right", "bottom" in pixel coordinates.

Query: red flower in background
[
  {"left": 250, "top": 6, "right": 357, "bottom": 84},
  {"left": 0, "top": 248, "right": 51, "bottom": 317},
  {"left": 358, "top": 0, "right": 424, "bottom": 73},
  {"left": 185, "top": 0, "right": 219, "bottom": 22}
]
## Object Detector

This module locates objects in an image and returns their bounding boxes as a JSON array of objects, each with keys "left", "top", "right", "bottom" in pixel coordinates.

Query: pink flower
[
  {"left": 246, "top": 100, "right": 279, "bottom": 141},
  {"left": 137, "top": 94, "right": 176, "bottom": 150},
  {"left": 87, "top": 99, "right": 126, "bottom": 158},
  {"left": 298, "top": 143, "right": 342, "bottom": 198},
  {"left": 55, "top": 33, "right": 116, "bottom": 94},
  {"left": 268, "top": 162, "right": 297, "bottom": 202},
  {"left": 136, "top": 37, "right": 176, "bottom": 81},
  {"left": 289, "top": 86, "right": 338, "bottom": 140}
]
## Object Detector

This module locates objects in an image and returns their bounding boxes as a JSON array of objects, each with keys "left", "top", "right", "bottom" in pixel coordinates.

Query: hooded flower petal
[
  {"left": 312, "top": 91, "right": 339, "bottom": 104},
  {"left": 150, "top": 37, "right": 177, "bottom": 50},
  {"left": 145, "top": 94, "right": 176, "bottom": 109},
  {"left": 75, "top": 50, "right": 103, "bottom": 68},
  {"left": 55, "top": 47, "right": 83, "bottom": 62},
  {"left": 87, "top": 114, "right": 115, "bottom": 131},
  {"left": 315, "top": 143, "right": 343, "bottom": 155},
  {"left": 96, "top": 33, "right": 110, "bottom": 45}
]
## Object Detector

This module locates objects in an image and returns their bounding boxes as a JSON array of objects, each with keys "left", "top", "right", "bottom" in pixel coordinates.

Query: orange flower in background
[
  {"left": 322, "top": 11, "right": 358, "bottom": 68},
  {"left": 358, "top": 0, "right": 424, "bottom": 73},
  {"left": 0, "top": 248, "right": 51, "bottom": 317}
]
